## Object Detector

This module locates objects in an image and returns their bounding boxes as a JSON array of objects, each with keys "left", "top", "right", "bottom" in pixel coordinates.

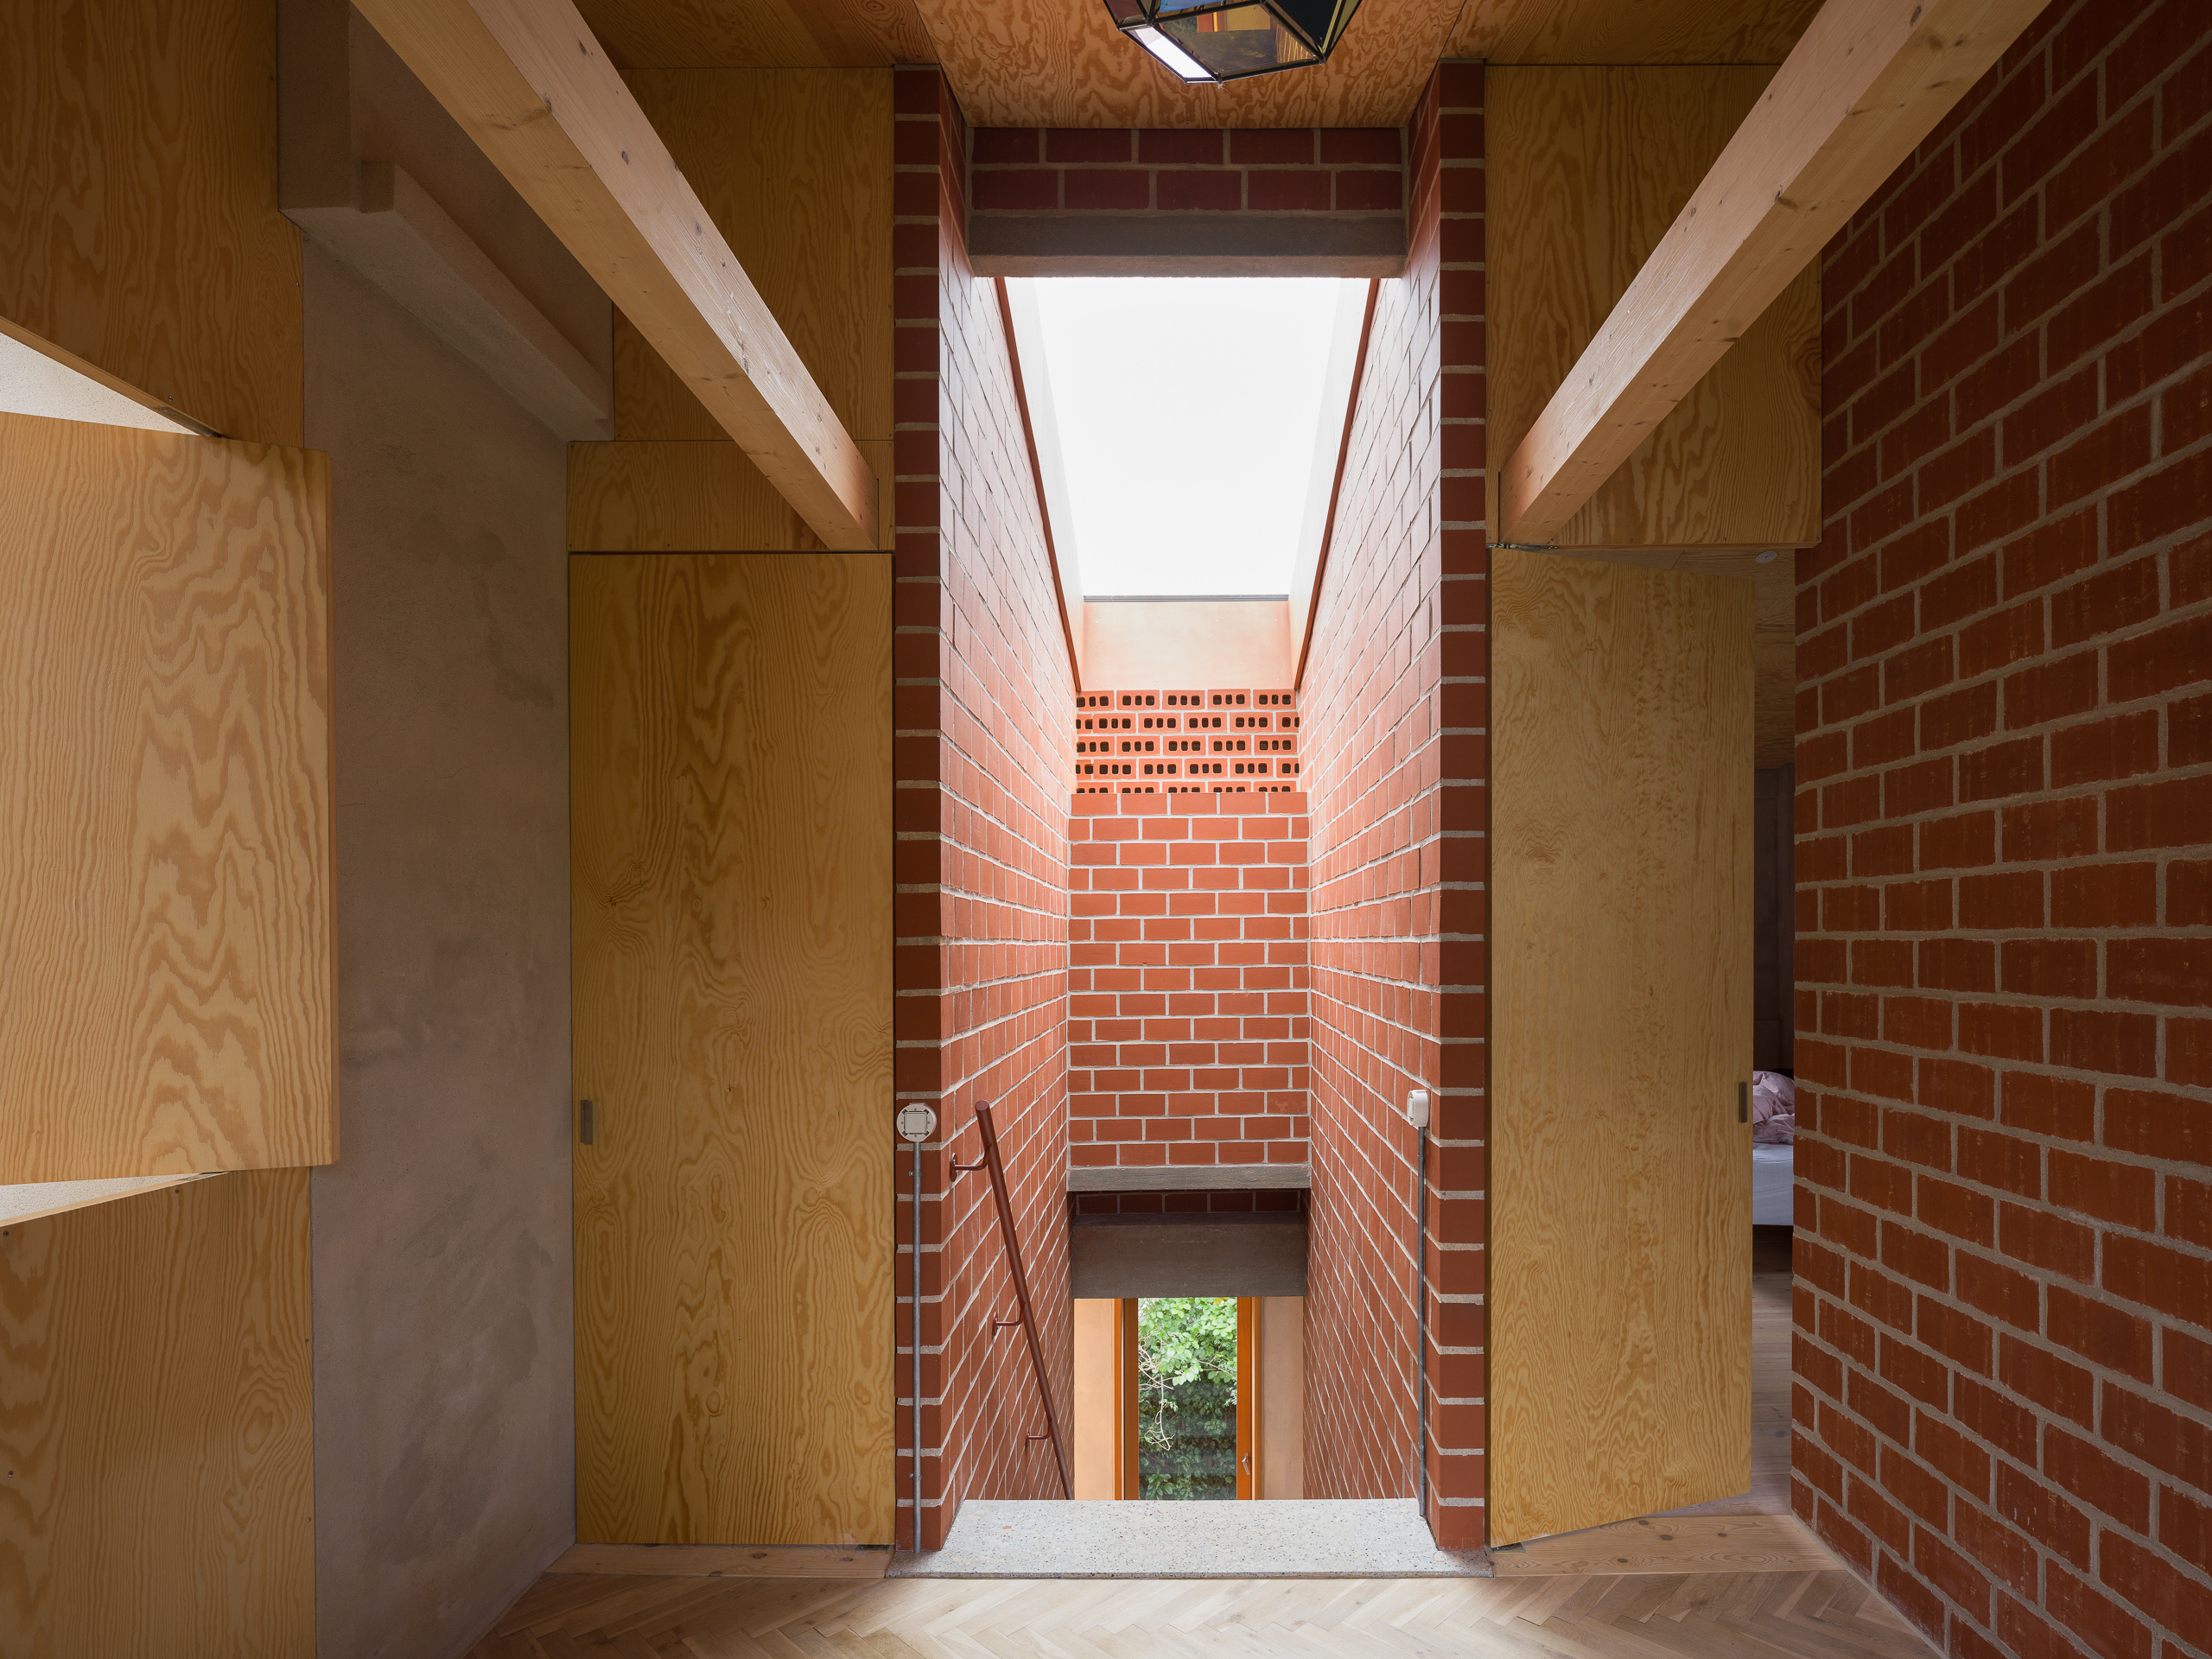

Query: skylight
[{"left": 1024, "top": 277, "right": 1358, "bottom": 598}]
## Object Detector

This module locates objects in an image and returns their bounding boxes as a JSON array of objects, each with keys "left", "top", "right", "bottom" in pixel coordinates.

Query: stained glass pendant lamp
[{"left": 1103, "top": 0, "right": 1367, "bottom": 84}]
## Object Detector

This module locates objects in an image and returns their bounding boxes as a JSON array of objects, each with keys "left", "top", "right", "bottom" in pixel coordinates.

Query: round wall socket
[
  {"left": 894, "top": 1103, "right": 938, "bottom": 1144},
  {"left": 1405, "top": 1089, "right": 1431, "bottom": 1130}
]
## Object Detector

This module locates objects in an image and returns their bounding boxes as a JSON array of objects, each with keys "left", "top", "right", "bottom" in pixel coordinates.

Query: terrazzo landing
[{"left": 892, "top": 1499, "right": 1492, "bottom": 1578}]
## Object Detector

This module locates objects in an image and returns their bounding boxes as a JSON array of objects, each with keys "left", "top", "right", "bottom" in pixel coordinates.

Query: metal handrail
[{"left": 971, "top": 1101, "right": 1072, "bottom": 1499}]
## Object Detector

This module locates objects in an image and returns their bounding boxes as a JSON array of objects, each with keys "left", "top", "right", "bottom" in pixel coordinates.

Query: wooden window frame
[{"left": 1117, "top": 1296, "right": 1261, "bottom": 1500}]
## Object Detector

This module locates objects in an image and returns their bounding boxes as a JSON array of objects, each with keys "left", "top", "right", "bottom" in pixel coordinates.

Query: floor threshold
[{"left": 890, "top": 1497, "right": 1491, "bottom": 1579}]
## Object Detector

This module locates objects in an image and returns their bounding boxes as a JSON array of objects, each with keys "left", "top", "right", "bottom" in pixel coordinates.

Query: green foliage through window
[{"left": 1135, "top": 1297, "right": 1237, "bottom": 1500}]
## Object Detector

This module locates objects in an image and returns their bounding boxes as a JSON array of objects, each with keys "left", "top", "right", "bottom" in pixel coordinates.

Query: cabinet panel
[
  {"left": 0, "top": 1170, "right": 315, "bottom": 1655},
  {"left": 0, "top": 415, "right": 334, "bottom": 1180}
]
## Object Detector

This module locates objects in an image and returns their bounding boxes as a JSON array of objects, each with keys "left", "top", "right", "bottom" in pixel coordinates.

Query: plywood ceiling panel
[
  {"left": 573, "top": 0, "right": 1821, "bottom": 122},
  {"left": 575, "top": 0, "right": 933, "bottom": 67},
  {"left": 914, "top": 0, "right": 1464, "bottom": 128},
  {"left": 920, "top": 0, "right": 1817, "bottom": 128}
]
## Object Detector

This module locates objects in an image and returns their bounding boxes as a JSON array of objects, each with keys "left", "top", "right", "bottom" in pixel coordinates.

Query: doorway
[
  {"left": 569, "top": 550, "right": 895, "bottom": 1546},
  {"left": 1071, "top": 1294, "right": 1305, "bottom": 1500}
]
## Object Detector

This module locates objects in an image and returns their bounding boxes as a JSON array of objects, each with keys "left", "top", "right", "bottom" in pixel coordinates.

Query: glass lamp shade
[{"left": 1103, "top": 0, "right": 1365, "bottom": 83}]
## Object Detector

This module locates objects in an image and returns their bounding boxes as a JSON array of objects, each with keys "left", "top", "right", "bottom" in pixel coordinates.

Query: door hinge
[
  {"left": 1738, "top": 1081, "right": 1749, "bottom": 1124},
  {"left": 580, "top": 1098, "right": 595, "bottom": 1145}
]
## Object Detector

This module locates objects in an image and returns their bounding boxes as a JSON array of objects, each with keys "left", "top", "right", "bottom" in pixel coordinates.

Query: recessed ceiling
[{"left": 578, "top": 0, "right": 1823, "bottom": 126}]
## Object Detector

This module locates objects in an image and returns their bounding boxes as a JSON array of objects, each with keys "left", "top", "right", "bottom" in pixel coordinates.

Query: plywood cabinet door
[
  {"left": 0, "top": 414, "right": 334, "bottom": 1182},
  {"left": 570, "top": 551, "right": 894, "bottom": 1546},
  {"left": 1490, "top": 549, "right": 1754, "bottom": 1544}
]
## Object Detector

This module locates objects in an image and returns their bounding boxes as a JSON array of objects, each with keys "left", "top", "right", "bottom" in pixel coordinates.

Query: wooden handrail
[{"left": 971, "top": 1102, "right": 1072, "bottom": 1499}]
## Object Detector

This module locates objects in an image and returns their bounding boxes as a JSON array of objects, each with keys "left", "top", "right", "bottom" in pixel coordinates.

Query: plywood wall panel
[
  {"left": 579, "top": 68, "right": 894, "bottom": 554},
  {"left": 612, "top": 312, "right": 726, "bottom": 442},
  {"left": 614, "top": 70, "right": 893, "bottom": 447},
  {"left": 571, "top": 552, "right": 895, "bottom": 1546},
  {"left": 0, "top": 1170, "right": 315, "bottom": 1656},
  {"left": 1446, "top": 0, "right": 1820, "bottom": 67},
  {"left": 576, "top": 0, "right": 933, "bottom": 69},
  {"left": 0, "top": 0, "right": 304, "bottom": 444},
  {"left": 1489, "top": 550, "right": 1753, "bottom": 1543},
  {"left": 569, "top": 437, "right": 893, "bottom": 550},
  {"left": 1488, "top": 67, "right": 1821, "bottom": 551},
  {"left": 0, "top": 414, "right": 335, "bottom": 1182}
]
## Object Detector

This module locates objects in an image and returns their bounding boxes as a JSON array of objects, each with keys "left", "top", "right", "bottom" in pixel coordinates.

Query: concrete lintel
[
  {"left": 969, "top": 214, "right": 1405, "bottom": 278},
  {"left": 1067, "top": 1163, "right": 1311, "bottom": 1192},
  {"left": 1071, "top": 1215, "right": 1306, "bottom": 1298},
  {"left": 289, "top": 162, "right": 612, "bottom": 441}
]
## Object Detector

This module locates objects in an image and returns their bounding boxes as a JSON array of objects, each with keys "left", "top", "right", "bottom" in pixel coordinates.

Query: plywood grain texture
[
  {"left": 576, "top": 0, "right": 932, "bottom": 67},
  {"left": 900, "top": 0, "right": 1814, "bottom": 129},
  {"left": 613, "top": 313, "right": 726, "bottom": 443},
  {"left": 0, "top": 1170, "right": 315, "bottom": 1656},
  {"left": 569, "top": 437, "right": 893, "bottom": 550},
  {"left": 1446, "top": 0, "right": 1821, "bottom": 67},
  {"left": 580, "top": 69, "right": 893, "bottom": 552},
  {"left": 613, "top": 71, "right": 893, "bottom": 448},
  {"left": 1489, "top": 549, "right": 1752, "bottom": 1544},
  {"left": 1540, "top": 547, "right": 1795, "bottom": 769},
  {"left": 0, "top": 0, "right": 304, "bottom": 444},
  {"left": 912, "top": 0, "right": 1462, "bottom": 129},
  {"left": 1674, "top": 549, "right": 1796, "bottom": 771},
  {"left": 1487, "top": 67, "right": 1821, "bottom": 550},
  {"left": 1497, "top": 0, "right": 2042, "bottom": 544},
  {"left": 353, "top": 0, "right": 877, "bottom": 548},
  {"left": 571, "top": 552, "right": 895, "bottom": 1545},
  {"left": 0, "top": 414, "right": 334, "bottom": 1182}
]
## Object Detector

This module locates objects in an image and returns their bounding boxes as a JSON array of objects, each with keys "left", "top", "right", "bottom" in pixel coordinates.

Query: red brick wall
[
  {"left": 1067, "top": 791, "right": 1310, "bottom": 1173},
  {"left": 1794, "top": 0, "right": 2212, "bottom": 1649},
  {"left": 893, "top": 66, "right": 1078, "bottom": 1549},
  {"left": 1296, "top": 62, "right": 1489, "bottom": 1548},
  {"left": 971, "top": 126, "right": 1402, "bottom": 216}
]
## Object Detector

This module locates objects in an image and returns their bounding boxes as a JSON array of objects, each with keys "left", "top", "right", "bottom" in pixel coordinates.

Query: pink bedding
[{"left": 1753, "top": 1071, "right": 1796, "bottom": 1144}]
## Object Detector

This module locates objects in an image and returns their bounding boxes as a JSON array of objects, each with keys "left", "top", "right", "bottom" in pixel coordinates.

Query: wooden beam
[
  {"left": 353, "top": 0, "right": 877, "bottom": 550},
  {"left": 1498, "top": 0, "right": 2047, "bottom": 545}
]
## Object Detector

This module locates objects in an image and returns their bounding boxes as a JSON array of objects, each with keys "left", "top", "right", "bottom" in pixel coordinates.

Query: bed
[
  {"left": 1752, "top": 1142, "right": 1795, "bottom": 1226},
  {"left": 1751, "top": 1071, "right": 1795, "bottom": 1227}
]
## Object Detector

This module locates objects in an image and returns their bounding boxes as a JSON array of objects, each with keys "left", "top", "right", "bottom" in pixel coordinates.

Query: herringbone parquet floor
[{"left": 462, "top": 1564, "right": 1939, "bottom": 1658}]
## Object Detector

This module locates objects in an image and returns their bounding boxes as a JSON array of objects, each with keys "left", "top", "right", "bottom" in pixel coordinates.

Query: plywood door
[
  {"left": 0, "top": 413, "right": 334, "bottom": 1182},
  {"left": 1490, "top": 549, "right": 1754, "bottom": 1544},
  {"left": 571, "top": 552, "right": 894, "bottom": 1545}
]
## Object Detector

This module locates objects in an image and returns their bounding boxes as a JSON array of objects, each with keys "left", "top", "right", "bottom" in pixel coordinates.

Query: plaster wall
[
  {"left": 1084, "top": 599, "right": 1294, "bottom": 691},
  {"left": 304, "top": 244, "right": 575, "bottom": 1659}
]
